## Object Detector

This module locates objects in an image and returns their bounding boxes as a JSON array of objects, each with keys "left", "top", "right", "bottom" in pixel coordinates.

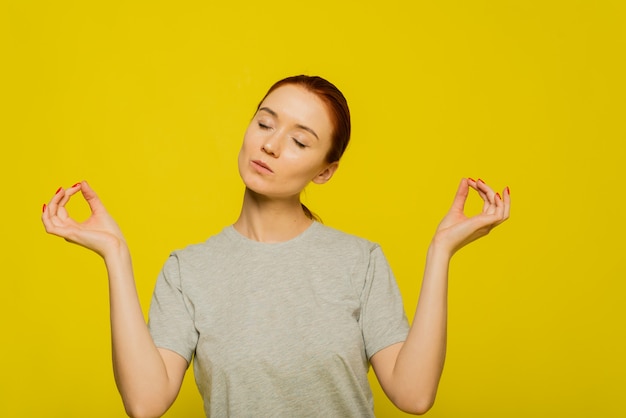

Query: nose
[{"left": 261, "top": 134, "right": 281, "bottom": 157}]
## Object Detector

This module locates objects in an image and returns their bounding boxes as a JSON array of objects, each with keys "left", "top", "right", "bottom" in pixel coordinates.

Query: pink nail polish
[
  {"left": 496, "top": 192, "right": 501, "bottom": 200},
  {"left": 506, "top": 186, "right": 510, "bottom": 196},
  {"left": 55, "top": 187, "right": 62, "bottom": 194},
  {"left": 468, "top": 177, "right": 475, "bottom": 182},
  {"left": 477, "top": 178, "right": 485, "bottom": 184},
  {"left": 42, "top": 203, "right": 47, "bottom": 213},
  {"left": 72, "top": 182, "right": 81, "bottom": 188}
]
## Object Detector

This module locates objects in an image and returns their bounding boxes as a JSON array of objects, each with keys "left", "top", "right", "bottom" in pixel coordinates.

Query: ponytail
[{"left": 301, "top": 203, "right": 322, "bottom": 223}]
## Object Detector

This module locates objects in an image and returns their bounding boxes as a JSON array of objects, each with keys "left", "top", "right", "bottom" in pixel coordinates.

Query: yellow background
[{"left": 2, "top": 1, "right": 625, "bottom": 417}]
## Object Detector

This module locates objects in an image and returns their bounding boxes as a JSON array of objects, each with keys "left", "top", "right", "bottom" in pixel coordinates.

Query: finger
[
  {"left": 482, "top": 194, "right": 491, "bottom": 213},
  {"left": 42, "top": 190, "right": 71, "bottom": 235},
  {"left": 450, "top": 178, "right": 470, "bottom": 213},
  {"left": 43, "top": 182, "right": 84, "bottom": 229},
  {"left": 478, "top": 189, "right": 508, "bottom": 229},
  {"left": 468, "top": 208, "right": 503, "bottom": 233},
  {"left": 496, "top": 186, "right": 511, "bottom": 225},
  {"left": 469, "top": 182, "right": 488, "bottom": 201},
  {"left": 57, "top": 182, "right": 83, "bottom": 207},
  {"left": 468, "top": 180, "right": 489, "bottom": 212},
  {"left": 471, "top": 185, "right": 491, "bottom": 212},
  {"left": 503, "top": 186, "right": 511, "bottom": 219},
  {"left": 55, "top": 184, "right": 83, "bottom": 222},
  {"left": 476, "top": 178, "right": 496, "bottom": 203},
  {"left": 45, "top": 186, "right": 66, "bottom": 217},
  {"left": 493, "top": 191, "right": 504, "bottom": 219},
  {"left": 477, "top": 178, "right": 502, "bottom": 214},
  {"left": 79, "top": 181, "right": 108, "bottom": 215},
  {"left": 41, "top": 202, "right": 52, "bottom": 230}
]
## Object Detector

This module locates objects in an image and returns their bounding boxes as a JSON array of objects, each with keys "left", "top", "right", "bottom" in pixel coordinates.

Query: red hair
[
  {"left": 257, "top": 75, "right": 351, "bottom": 164},
  {"left": 256, "top": 75, "right": 352, "bottom": 222}
]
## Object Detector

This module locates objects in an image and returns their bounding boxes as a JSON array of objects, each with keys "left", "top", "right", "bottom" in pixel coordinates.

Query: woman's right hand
[{"left": 42, "top": 181, "right": 126, "bottom": 259}]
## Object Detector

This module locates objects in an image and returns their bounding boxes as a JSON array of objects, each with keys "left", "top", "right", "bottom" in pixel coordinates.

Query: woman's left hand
[{"left": 432, "top": 178, "right": 510, "bottom": 256}]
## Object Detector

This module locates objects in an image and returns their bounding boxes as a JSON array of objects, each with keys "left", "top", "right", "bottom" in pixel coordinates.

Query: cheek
[
  {"left": 238, "top": 133, "right": 252, "bottom": 172},
  {"left": 239, "top": 128, "right": 257, "bottom": 155},
  {"left": 283, "top": 153, "right": 326, "bottom": 180},
  {"left": 241, "top": 125, "right": 265, "bottom": 155}
]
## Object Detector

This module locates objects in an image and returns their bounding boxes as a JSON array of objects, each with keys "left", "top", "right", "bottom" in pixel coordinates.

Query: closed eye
[
  {"left": 258, "top": 122, "right": 271, "bottom": 130},
  {"left": 292, "top": 138, "right": 306, "bottom": 148}
]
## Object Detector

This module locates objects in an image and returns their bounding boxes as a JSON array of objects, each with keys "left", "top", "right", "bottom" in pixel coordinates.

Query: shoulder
[
  {"left": 309, "top": 222, "right": 381, "bottom": 257},
  {"left": 158, "top": 227, "right": 242, "bottom": 288},
  {"left": 167, "top": 227, "right": 236, "bottom": 263}
]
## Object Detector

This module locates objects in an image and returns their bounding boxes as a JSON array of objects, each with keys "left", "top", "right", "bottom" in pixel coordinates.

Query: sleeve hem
[
  {"left": 366, "top": 334, "right": 408, "bottom": 361},
  {"left": 154, "top": 342, "right": 194, "bottom": 365}
]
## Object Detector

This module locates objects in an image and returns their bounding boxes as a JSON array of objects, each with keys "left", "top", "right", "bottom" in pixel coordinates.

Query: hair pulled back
[
  {"left": 257, "top": 75, "right": 351, "bottom": 222},
  {"left": 258, "top": 75, "right": 351, "bottom": 164}
]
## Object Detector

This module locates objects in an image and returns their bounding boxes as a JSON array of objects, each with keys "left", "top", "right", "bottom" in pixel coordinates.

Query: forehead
[{"left": 260, "top": 84, "right": 333, "bottom": 138}]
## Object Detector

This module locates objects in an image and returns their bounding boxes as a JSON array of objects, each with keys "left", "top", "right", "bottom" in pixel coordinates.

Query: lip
[{"left": 251, "top": 159, "right": 274, "bottom": 174}]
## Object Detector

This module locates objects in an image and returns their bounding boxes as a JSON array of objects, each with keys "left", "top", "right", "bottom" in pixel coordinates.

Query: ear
[{"left": 312, "top": 161, "right": 339, "bottom": 184}]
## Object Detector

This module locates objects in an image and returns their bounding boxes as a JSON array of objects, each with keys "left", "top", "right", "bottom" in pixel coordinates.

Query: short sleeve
[
  {"left": 147, "top": 253, "right": 198, "bottom": 364},
  {"left": 360, "top": 245, "right": 410, "bottom": 360}
]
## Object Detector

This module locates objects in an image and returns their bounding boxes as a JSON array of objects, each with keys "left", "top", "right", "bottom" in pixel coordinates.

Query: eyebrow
[{"left": 258, "top": 107, "right": 319, "bottom": 140}]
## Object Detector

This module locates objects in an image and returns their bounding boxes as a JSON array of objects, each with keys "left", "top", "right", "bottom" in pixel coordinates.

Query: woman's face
[{"left": 238, "top": 84, "right": 338, "bottom": 199}]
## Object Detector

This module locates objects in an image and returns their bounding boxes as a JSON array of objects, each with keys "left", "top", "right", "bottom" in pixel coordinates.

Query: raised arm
[
  {"left": 42, "top": 181, "right": 187, "bottom": 418},
  {"left": 370, "top": 178, "right": 510, "bottom": 415}
]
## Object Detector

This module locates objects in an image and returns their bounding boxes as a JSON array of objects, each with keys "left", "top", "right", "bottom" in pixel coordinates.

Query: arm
[
  {"left": 371, "top": 178, "right": 510, "bottom": 415},
  {"left": 42, "top": 181, "right": 187, "bottom": 418}
]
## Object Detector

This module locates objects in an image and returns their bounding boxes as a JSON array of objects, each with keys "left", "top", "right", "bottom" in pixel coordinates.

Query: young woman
[{"left": 42, "top": 75, "right": 510, "bottom": 417}]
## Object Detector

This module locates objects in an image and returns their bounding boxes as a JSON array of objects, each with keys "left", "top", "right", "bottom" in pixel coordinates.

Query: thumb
[
  {"left": 79, "top": 181, "right": 107, "bottom": 214},
  {"left": 450, "top": 178, "right": 470, "bottom": 213}
]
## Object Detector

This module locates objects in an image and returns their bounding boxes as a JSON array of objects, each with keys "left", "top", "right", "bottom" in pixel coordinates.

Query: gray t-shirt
[{"left": 148, "top": 221, "right": 409, "bottom": 417}]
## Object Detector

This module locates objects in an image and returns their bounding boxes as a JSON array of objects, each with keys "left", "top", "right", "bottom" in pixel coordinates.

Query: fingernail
[
  {"left": 477, "top": 178, "right": 485, "bottom": 184},
  {"left": 55, "top": 187, "right": 62, "bottom": 194},
  {"left": 42, "top": 203, "right": 47, "bottom": 213},
  {"left": 506, "top": 186, "right": 510, "bottom": 196},
  {"left": 496, "top": 192, "right": 501, "bottom": 200},
  {"left": 468, "top": 177, "right": 475, "bottom": 182},
  {"left": 72, "top": 182, "right": 81, "bottom": 187}
]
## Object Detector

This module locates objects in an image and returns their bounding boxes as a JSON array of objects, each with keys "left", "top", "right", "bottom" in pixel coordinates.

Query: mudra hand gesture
[
  {"left": 42, "top": 181, "right": 125, "bottom": 259},
  {"left": 433, "top": 178, "right": 510, "bottom": 256}
]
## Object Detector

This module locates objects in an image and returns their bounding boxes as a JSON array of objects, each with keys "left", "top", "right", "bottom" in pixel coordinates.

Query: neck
[{"left": 233, "top": 188, "right": 313, "bottom": 243}]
